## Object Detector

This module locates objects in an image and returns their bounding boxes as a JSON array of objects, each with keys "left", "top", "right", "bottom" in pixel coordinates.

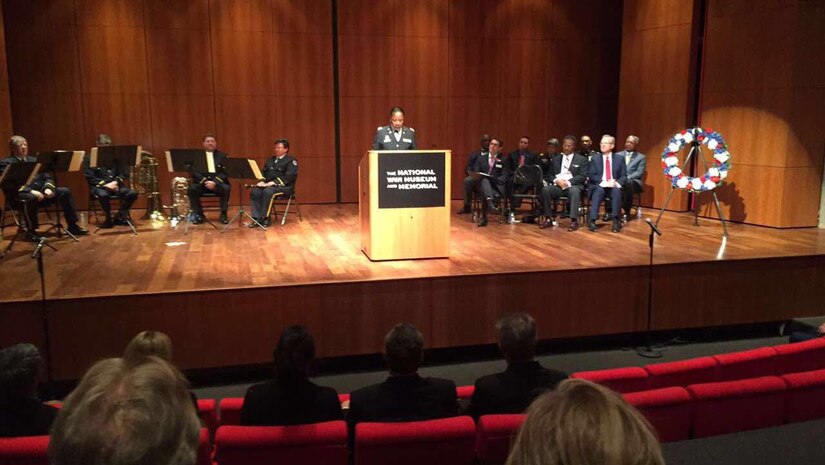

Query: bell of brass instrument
[
  {"left": 131, "top": 150, "right": 165, "bottom": 221},
  {"left": 166, "top": 176, "right": 190, "bottom": 226}
]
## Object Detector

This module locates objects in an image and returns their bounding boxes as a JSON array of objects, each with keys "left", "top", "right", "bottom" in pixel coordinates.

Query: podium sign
[{"left": 360, "top": 150, "right": 451, "bottom": 261}]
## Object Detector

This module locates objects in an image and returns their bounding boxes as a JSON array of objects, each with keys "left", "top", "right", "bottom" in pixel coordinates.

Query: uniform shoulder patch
[
  {"left": 377, "top": 126, "right": 383, "bottom": 131},
  {"left": 408, "top": 127, "right": 415, "bottom": 132},
  {"left": 292, "top": 160, "right": 298, "bottom": 166}
]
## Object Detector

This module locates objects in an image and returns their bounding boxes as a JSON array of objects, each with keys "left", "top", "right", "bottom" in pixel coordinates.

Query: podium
[{"left": 359, "top": 149, "right": 451, "bottom": 261}]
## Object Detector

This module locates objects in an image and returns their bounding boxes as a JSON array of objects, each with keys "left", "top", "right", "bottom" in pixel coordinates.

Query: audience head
[
  {"left": 480, "top": 134, "right": 492, "bottom": 152},
  {"left": 489, "top": 137, "right": 503, "bottom": 156},
  {"left": 579, "top": 135, "right": 593, "bottom": 152},
  {"left": 389, "top": 106, "right": 405, "bottom": 130},
  {"left": 625, "top": 135, "right": 639, "bottom": 152},
  {"left": 562, "top": 135, "right": 577, "bottom": 155},
  {"left": 123, "top": 330, "right": 173, "bottom": 365},
  {"left": 49, "top": 357, "right": 200, "bottom": 465},
  {"left": 202, "top": 133, "right": 218, "bottom": 151},
  {"left": 97, "top": 133, "right": 113, "bottom": 146},
  {"left": 0, "top": 343, "right": 43, "bottom": 401},
  {"left": 496, "top": 313, "right": 537, "bottom": 363},
  {"left": 9, "top": 135, "right": 28, "bottom": 157},
  {"left": 518, "top": 136, "right": 530, "bottom": 151},
  {"left": 599, "top": 134, "right": 616, "bottom": 154},
  {"left": 273, "top": 325, "right": 316, "bottom": 385},
  {"left": 506, "top": 378, "right": 664, "bottom": 465},
  {"left": 384, "top": 323, "right": 424, "bottom": 375}
]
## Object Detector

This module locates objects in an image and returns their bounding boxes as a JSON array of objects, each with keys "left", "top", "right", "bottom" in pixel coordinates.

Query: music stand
[
  {"left": 220, "top": 158, "right": 265, "bottom": 232},
  {"left": 166, "top": 149, "right": 219, "bottom": 234},
  {"left": 90, "top": 145, "right": 141, "bottom": 235},
  {"left": 36, "top": 150, "right": 84, "bottom": 241},
  {"left": 0, "top": 161, "right": 56, "bottom": 258}
]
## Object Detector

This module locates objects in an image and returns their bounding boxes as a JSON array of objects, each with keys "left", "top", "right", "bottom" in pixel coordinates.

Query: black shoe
[
  {"left": 113, "top": 215, "right": 128, "bottom": 226},
  {"left": 612, "top": 218, "right": 622, "bottom": 233},
  {"left": 191, "top": 214, "right": 205, "bottom": 225},
  {"left": 588, "top": 220, "right": 597, "bottom": 232},
  {"left": 602, "top": 213, "right": 610, "bottom": 222},
  {"left": 478, "top": 218, "right": 488, "bottom": 227},
  {"left": 248, "top": 218, "right": 261, "bottom": 228},
  {"left": 263, "top": 218, "right": 272, "bottom": 227},
  {"left": 68, "top": 224, "right": 89, "bottom": 236},
  {"left": 538, "top": 218, "right": 554, "bottom": 229},
  {"left": 220, "top": 212, "right": 229, "bottom": 224},
  {"left": 568, "top": 220, "right": 580, "bottom": 231},
  {"left": 99, "top": 219, "right": 114, "bottom": 229},
  {"left": 457, "top": 205, "right": 471, "bottom": 215}
]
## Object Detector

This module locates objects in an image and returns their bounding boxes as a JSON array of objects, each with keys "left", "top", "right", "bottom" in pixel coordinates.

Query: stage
[{"left": 1, "top": 202, "right": 824, "bottom": 381}]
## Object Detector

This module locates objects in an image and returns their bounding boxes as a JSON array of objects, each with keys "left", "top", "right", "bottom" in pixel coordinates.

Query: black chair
[
  {"left": 511, "top": 165, "right": 544, "bottom": 222},
  {"left": 89, "top": 190, "right": 137, "bottom": 235},
  {"left": 267, "top": 192, "right": 302, "bottom": 226}
]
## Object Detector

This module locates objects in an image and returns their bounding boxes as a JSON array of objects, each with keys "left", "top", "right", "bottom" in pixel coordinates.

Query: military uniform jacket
[
  {"left": 372, "top": 126, "right": 416, "bottom": 150},
  {"left": 189, "top": 150, "right": 229, "bottom": 185},
  {"left": 261, "top": 154, "right": 298, "bottom": 189},
  {"left": 83, "top": 156, "right": 128, "bottom": 188},
  {"left": 536, "top": 152, "right": 558, "bottom": 178},
  {"left": 0, "top": 155, "right": 55, "bottom": 194}
]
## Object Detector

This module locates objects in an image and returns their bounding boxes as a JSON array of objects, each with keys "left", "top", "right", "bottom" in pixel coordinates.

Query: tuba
[
  {"left": 131, "top": 151, "right": 165, "bottom": 221},
  {"left": 166, "top": 177, "right": 190, "bottom": 226}
]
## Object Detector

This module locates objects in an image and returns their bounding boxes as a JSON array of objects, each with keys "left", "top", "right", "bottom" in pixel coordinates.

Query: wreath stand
[{"left": 655, "top": 132, "right": 729, "bottom": 238}]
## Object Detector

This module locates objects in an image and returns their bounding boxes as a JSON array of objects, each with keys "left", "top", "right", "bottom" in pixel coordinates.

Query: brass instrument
[
  {"left": 166, "top": 177, "right": 190, "bottom": 226},
  {"left": 130, "top": 150, "right": 165, "bottom": 221}
]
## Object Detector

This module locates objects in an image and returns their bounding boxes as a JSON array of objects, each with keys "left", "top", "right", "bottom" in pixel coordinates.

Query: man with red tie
[{"left": 587, "top": 135, "right": 627, "bottom": 233}]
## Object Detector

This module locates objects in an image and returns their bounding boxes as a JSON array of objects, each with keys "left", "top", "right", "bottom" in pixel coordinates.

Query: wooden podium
[{"left": 359, "top": 149, "right": 451, "bottom": 261}]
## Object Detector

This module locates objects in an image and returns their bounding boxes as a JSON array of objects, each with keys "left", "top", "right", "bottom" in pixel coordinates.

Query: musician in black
[
  {"left": 188, "top": 133, "right": 231, "bottom": 224},
  {"left": 249, "top": 138, "right": 298, "bottom": 227},
  {"left": 0, "top": 135, "right": 88, "bottom": 236},
  {"left": 83, "top": 135, "right": 138, "bottom": 228}
]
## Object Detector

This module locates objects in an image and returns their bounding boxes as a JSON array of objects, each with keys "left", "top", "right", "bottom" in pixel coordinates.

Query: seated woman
[
  {"left": 0, "top": 343, "right": 58, "bottom": 437},
  {"left": 241, "top": 325, "right": 343, "bottom": 426}
]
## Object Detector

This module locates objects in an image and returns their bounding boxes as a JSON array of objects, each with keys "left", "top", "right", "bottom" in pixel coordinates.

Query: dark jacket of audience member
[
  {"left": 349, "top": 323, "right": 458, "bottom": 424},
  {"left": 467, "top": 313, "right": 568, "bottom": 418},
  {"left": 0, "top": 344, "right": 58, "bottom": 437},
  {"left": 241, "top": 326, "right": 343, "bottom": 426}
]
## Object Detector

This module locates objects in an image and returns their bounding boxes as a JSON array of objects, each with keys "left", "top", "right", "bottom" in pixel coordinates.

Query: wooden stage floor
[{"left": 1, "top": 202, "right": 824, "bottom": 380}]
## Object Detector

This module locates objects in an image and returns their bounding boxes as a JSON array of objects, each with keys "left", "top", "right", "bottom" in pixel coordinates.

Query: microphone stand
[
  {"left": 636, "top": 218, "right": 664, "bottom": 358},
  {"left": 32, "top": 237, "right": 57, "bottom": 397}
]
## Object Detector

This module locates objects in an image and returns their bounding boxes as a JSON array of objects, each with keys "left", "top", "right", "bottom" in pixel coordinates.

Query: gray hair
[
  {"left": 626, "top": 135, "right": 640, "bottom": 144},
  {"left": 600, "top": 134, "right": 616, "bottom": 145},
  {"left": 96, "top": 133, "right": 113, "bottom": 146},
  {"left": 9, "top": 135, "right": 27, "bottom": 149}
]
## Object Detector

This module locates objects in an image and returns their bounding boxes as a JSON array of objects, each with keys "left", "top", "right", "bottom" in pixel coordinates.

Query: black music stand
[
  {"left": 0, "top": 161, "right": 56, "bottom": 258},
  {"left": 36, "top": 150, "right": 84, "bottom": 242},
  {"left": 220, "top": 158, "right": 266, "bottom": 232},
  {"left": 165, "top": 149, "right": 218, "bottom": 234},
  {"left": 90, "top": 145, "right": 141, "bottom": 235}
]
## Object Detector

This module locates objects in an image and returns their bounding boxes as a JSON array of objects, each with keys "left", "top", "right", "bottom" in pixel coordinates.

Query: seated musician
[
  {"left": 0, "top": 135, "right": 88, "bottom": 236},
  {"left": 249, "top": 138, "right": 298, "bottom": 227},
  {"left": 83, "top": 134, "right": 138, "bottom": 228},
  {"left": 188, "top": 133, "right": 230, "bottom": 224}
]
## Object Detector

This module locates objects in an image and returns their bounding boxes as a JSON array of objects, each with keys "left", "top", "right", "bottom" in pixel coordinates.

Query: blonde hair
[
  {"left": 506, "top": 379, "right": 664, "bottom": 465},
  {"left": 123, "top": 331, "right": 173, "bottom": 364},
  {"left": 49, "top": 357, "right": 200, "bottom": 465}
]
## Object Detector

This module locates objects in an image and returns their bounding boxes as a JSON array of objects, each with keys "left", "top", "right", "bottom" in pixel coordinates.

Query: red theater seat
[
  {"left": 198, "top": 398, "right": 218, "bottom": 434},
  {"left": 214, "top": 421, "right": 348, "bottom": 465},
  {"left": 645, "top": 357, "right": 718, "bottom": 389},
  {"left": 338, "top": 393, "right": 350, "bottom": 403},
  {"left": 475, "top": 414, "right": 526, "bottom": 465},
  {"left": 624, "top": 387, "right": 692, "bottom": 442},
  {"left": 782, "top": 368, "right": 825, "bottom": 423},
  {"left": 713, "top": 347, "right": 777, "bottom": 381},
  {"left": 774, "top": 338, "right": 825, "bottom": 375},
  {"left": 197, "top": 428, "right": 212, "bottom": 465},
  {"left": 571, "top": 367, "right": 649, "bottom": 393},
  {"left": 687, "top": 376, "right": 786, "bottom": 438},
  {"left": 219, "top": 397, "right": 244, "bottom": 426},
  {"left": 355, "top": 416, "right": 476, "bottom": 465},
  {"left": 0, "top": 435, "right": 49, "bottom": 465},
  {"left": 456, "top": 385, "right": 475, "bottom": 400}
]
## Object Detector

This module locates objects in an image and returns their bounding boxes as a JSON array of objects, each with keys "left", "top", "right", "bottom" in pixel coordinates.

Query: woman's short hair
[
  {"left": 506, "top": 378, "right": 664, "bottom": 465},
  {"left": 123, "top": 330, "right": 173, "bottom": 364},
  {"left": 0, "top": 343, "right": 42, "bottom": 399},
  {"left": 274, "top": 325, "right": 315, "bottom": 385}
]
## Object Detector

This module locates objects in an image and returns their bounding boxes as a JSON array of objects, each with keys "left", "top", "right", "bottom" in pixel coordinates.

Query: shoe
[
  {"left": 612, "top": 218, "right": 622, "bottom": 233},
  {"left": 113, "top": 215, "right": 128, "bottom": 226},
  {"left": 538, "top": 218, "right": 554, "bottom": 229},
  {"left": 191, "top": 214, "right": 205, "bottom": 225},
  {"left": 588, "top": 220, "right": 597, "bottom": 232},
  {"left": 478, "top": 218, "right": 488, "bottom": 227},
  {"left": 99, "top": 219, "right": 114, "bottom": 229},
  {"left": 220, "top": 212, "right": 229, "bottom": 224},
  {"left": 602, "top": 213, "right": 610, "bottom": 222},
  {"left": 67, "top": 224, "right": 89, "bottom": 236},
  {"left": 486, "top": 199, "right": 500, "bottom": 214},
  {"left": 456, "top": 205, "right": 471, "bottom": 215},
  {"left": 263, "top": 218, "right": 272, "bottom": 227},
  {"left": 568, "top": 220, "right": 580, "bottom": 231},
  {"left": 248, "top": 218, "right": 261, "bottom": 228}
]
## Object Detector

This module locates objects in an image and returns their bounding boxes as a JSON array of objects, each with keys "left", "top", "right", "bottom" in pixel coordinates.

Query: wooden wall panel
[
  {"left": 698, "top": 0, "right": 825, "bottom": 227},
  {"left": 0, "top": 5, "right": 12, "bottom": 143},
  {"left": 616, "top": 0, "right": 693, "bottom": 213}
]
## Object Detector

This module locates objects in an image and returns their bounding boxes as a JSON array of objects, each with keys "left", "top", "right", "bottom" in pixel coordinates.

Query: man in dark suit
[
  {"left": 615, "top": 135, "right": 646, "bottom": 220},
  {"left": 466, "top": 313, "right": 567, "bottom": 418},
  {"left": 83, "top": 135, "right": 138, "bottom": 229},
  {"left": 505, "top": 136, "right": 538, "bottom": 220},
  {"left": 372, "top": 106, "right": 416, "bottom": 150},
  {"left": 249, "top": 138, "right": 298, "bottom": 227},
  {"left": 457, "top": 134, "right": 491, "bottom": 215},
  {"left": 348, "top": 323, "right": 458, "bottom": 424},
  {"left": 0, "top": 343, "right": 58, "bottom": 437},
  {"left": 578, "top": 134, "right": 598, "bottom": 161},
  {"left": 539, "top": 135, "right": 589, "bottom": 231},
  {"left": 188, "top": 133, "right": 231, "bottom": 224},
  {"left": 467, "top": 137, "right": 509, "bottom": 227},
  {"left": 587, "top": 135, "right": 627, "bottom": 233}
]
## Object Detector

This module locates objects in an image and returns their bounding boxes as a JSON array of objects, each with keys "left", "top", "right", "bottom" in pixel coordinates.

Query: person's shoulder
[
  {"left": 244, "top": 380, "right": 277, "bottom": 399},
  {"left": 422, "top": 376, "right": 456, "bottom": 391},
  {"left": 351, "top": 380, "right": 386, "bottom": 400},
  {"left": 474, "top": 371, "right": 505, "bottom": 390},
  {"left": 376, "top": 125, "right": 387, "bottom": 132}
]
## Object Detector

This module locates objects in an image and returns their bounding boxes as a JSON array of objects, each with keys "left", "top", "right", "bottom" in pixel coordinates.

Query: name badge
[
  {"left": 495, "top": 163, "right": 502, "bottom": 168},
  {"left": 402, "top": 138, "right": 412, "bottom": 143},
  {"left": 383, "top": 135, "right": 391, "bottom": 143}
]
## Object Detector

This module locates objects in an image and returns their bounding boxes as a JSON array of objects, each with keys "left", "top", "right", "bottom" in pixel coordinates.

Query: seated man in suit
[
  {"left": 466, "top": 313, "right": 567, "bottom": 418},
  {"left": 0, "top": 343, "right": 58, "bottom": 437},
  {"left": 539, "top": 135, "right": 589, "bottom": 231},
  {"left": 587, "top": 135, "right": 627, "bottom": 233},
  {"left": 249, "top": 138, "right": 298, "bottom": 227},
  {"left": 467, "top": 137, "right": 509, "bottom": 227},
  {"left": 188, "top": 133, "right": 231, "bottom": 224},
  {"left": 505, "top": 136, "right": 538, "bottom": 221},
  {"left": 83, "top": 134, "right": 138, "bottom": 229},
  {"left": 348, "top": 323, "right": 458, "bottom": 424},
  {"left": 372, "top": 106, "right": 416, "bottom": 150},
  {"left": 457, "top": 134, "right": 491, "bottom": 215},
  {"left": 241, "top": 325, "right": 342, "bottom": 426},
  {"left": 616, "top": 135, "right": 646, "bottom": 220},
  {"left": 0, "top": 135, "right": 88, "bottom": 236},
  {"left": 578, "top": 134, "right": 598, "bottom": 161}
]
